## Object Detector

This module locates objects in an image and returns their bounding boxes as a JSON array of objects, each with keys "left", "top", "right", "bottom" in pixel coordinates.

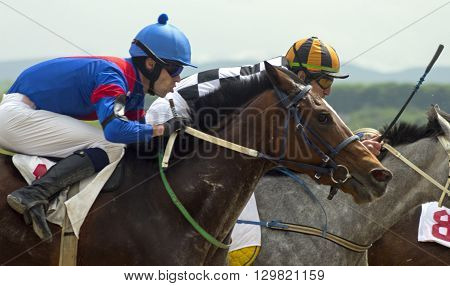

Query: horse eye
[{"left": 318, "top": 113, "right": 331, "bottom": 124}]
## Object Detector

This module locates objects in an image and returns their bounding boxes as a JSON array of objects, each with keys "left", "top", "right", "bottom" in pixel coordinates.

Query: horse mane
[
  {"left": 187, "top": 66, "right": 306, "bottom": 131},
  {"left": 380, "top": 106, "right": 449, "bottom": 147},
  {"left": 187, "top": 71, "right": 273, "bottom": 131},
  {"left": 134, "top": 66, "right": 309, "bottom": 163}
]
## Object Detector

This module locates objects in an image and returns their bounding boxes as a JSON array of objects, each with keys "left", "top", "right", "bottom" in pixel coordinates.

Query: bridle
[
  {"left": 261, "top": 78, "right": 360, "bottom": 188},
  {"left": 159, "top": 73, "right": 362, "bottom": 249}
]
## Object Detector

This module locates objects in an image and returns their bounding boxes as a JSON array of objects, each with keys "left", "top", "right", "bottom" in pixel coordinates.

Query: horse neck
[
  {"left": 157, "top": 93, "right": 276, "bottom": 259},
  {"left": 218, "top": 90, "right": 281, "bottom": 157},
  {"left": 192, "top": 92, "right": 278, "bottom": 236},
  {"left": 351, "top": 137, "right": 448, "bottom": 244}
]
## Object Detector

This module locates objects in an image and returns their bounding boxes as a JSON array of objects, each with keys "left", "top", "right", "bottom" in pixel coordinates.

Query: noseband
[{"left": 261, "top": 82, "right": 360, "bottom": 188}]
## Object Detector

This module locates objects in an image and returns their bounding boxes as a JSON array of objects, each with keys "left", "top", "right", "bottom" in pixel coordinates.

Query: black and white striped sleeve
[{"left": 176, "top": 56, "right": 288, "bottom": 102}]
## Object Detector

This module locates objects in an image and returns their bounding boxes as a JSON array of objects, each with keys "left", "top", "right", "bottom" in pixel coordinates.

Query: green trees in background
[{"left": 329, "top": 83, "right": 450, "bottom": 130}]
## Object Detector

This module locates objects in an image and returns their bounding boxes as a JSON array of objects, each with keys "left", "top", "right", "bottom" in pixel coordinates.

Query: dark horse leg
[{"left": 0, "top": 154, "right": 60, "bottom": 265}]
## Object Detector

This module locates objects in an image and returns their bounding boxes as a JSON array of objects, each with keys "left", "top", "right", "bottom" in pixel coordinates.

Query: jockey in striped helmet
[
  {"left": 285, "top": 37, "right": 381, "bottom": 155},
  {"left": 285, "top": 36, "right": 349, "bottom": 98}
]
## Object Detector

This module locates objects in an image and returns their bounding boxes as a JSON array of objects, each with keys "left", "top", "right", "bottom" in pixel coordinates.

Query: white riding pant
[{"left": 0, "top": 93, "right": 124, "bottom": 162}]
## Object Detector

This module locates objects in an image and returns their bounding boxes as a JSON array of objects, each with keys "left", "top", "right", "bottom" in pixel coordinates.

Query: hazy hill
[{"left": 0, "top": 58, "right": 449, "bottom": 84}]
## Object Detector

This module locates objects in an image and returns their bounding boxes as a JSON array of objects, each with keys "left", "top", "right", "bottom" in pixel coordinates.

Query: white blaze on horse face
[{"left": 322, "top": 99, "right": 353, "bottom": 134}]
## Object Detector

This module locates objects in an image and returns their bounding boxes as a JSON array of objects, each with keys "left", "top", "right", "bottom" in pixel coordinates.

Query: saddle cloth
[
  {"left": 230, "top": 194, "right": 262, "bottom": 251},
  {"left": 12, "top": 151, "right": 123, "bottom": 238},
  {"left": 228, "top": 194, "right": 262, "bottom": 265},
  {"left": 418, "top": 202, "right": 450, "bottom": 248}
]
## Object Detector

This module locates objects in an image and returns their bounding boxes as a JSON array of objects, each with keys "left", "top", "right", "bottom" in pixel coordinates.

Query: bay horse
[
  {"left": 0, "top": 62, "right": 390, "bottom": 265},
  {"left": 252, "top": 106, "right": 449, "bottom": 265}
]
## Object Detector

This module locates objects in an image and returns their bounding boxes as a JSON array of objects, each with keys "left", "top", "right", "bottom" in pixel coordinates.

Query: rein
[
  {"left": 383, "top": 136, "right": 450, "bottom": 207},
  {"left": 236, "top": 219, "right": 371, "bottom": 253},
  {"left": 158, "top": 152, "right": 230, "bottom": 249}
]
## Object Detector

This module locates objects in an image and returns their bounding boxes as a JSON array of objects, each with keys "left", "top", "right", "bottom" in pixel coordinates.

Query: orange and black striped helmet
[{"left": 285, "top": 37, "right": 349, "bottom": 79}]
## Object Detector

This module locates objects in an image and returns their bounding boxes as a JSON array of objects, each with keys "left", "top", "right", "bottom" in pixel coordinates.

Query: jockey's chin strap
[
  {"left": 383, "top": 136, "right": 450, "bottom": 207},
  {"left": 132, "top": 39, "right": 167, "bottom": 94}
]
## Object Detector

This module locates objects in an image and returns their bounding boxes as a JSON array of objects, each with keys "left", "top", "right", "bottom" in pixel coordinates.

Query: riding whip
[{"left": 380, "top": 44, "right": 444, "bottom": 141}]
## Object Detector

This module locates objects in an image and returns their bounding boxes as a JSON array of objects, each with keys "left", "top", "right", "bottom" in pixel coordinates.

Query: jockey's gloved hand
[{"left": 163, "top": 117, "right": 190, "bottom": 136}]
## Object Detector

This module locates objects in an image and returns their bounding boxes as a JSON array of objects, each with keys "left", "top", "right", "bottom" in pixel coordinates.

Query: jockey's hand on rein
[
  {"left": 163, "top": 117, "right": 190, "bottom": 136},
  {"left": 362, "top": 137, "right": 383, "bottom": 156}
]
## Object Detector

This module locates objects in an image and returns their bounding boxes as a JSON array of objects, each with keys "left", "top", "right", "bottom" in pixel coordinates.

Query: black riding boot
[{"left": 7, "top": 151, "right": 96, "bottom": 241}]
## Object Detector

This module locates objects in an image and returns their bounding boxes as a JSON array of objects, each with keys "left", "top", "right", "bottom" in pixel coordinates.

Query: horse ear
[
  {"left": 263, "top": 61, "right": 296, "bottom": 93},
  {"left": 436, "top": 107, "right": 450, "bottom": 138},
  {"left": 428, "top": 105, "right": 450, "bottom": 138},
  {"left": 263, "top": 61, "right": 279, "bottom": 85}
]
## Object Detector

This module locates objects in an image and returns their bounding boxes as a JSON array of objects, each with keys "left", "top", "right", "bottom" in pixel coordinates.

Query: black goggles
[{"left": 163, "top": 60, "right": 184, "bottom": 77}]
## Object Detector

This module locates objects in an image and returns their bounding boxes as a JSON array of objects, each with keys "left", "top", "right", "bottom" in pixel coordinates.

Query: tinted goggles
[
  {"left": 316, "top": 75, "right": 334, "bottom": 89},
  {"left": 163, "top": 60, "right": 184, "bottom": 77},
  {"left": 306, "top": 71, "right": 334, "bottom": 89}
]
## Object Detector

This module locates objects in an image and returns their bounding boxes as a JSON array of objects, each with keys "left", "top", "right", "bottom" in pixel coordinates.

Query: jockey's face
[
  {"left": 153, "top": 68, "right": 181, "bottom": 97},
  {"left": 309, "top": 79, "right": 332, "bottom": 98},
  {"left": 142, "top": 58, "right": 181, "bottom": 97},
  {"left": 297, "top": 70, "right": 332, "bottom": 98}
]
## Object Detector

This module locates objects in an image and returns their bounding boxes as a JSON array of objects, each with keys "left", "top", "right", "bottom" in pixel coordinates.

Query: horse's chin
[{"left": 342, "top": 177, "right": 376, "bottom": 204}]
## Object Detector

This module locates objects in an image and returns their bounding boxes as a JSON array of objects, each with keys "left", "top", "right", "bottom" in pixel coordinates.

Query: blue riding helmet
[{"left": 129, "top": 13, "right": 196, "bottom": 67}]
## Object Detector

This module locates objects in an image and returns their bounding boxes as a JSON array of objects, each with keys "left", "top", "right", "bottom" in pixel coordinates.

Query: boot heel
[{"left": 6, "top": 194, "right": 27, "bottom": 215}]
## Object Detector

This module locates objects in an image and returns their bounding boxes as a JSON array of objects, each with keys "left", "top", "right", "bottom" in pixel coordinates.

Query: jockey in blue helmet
[
  {"left": 3, "top": 14, "right": 195, "bottom": 241},
  {"left": 130, "top": 13, "right": 196, "bottom": 95}
]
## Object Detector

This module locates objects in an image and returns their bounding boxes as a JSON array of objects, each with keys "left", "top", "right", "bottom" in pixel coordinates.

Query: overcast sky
[{"left": 1, "top": 0, "right": 449, "bottom": 73}]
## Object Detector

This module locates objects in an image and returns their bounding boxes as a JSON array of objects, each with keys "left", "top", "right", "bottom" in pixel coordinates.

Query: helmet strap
[{"left": 132, "top": 57, "right": 163, "bottom": 94}]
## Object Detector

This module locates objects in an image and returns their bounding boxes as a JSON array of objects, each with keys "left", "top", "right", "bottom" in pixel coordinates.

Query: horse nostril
[{"left": 370, "top": 168, "right": 392, "bottom": 183}]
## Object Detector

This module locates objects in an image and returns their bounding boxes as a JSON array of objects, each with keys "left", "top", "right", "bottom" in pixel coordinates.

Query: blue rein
[{"left": 237, "top": 167, "right": 329, "bottom": 236}]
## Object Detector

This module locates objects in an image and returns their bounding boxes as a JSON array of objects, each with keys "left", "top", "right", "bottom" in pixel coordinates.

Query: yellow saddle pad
[{"left": 228, "top": 246, "right": 261, "bottom": 266}]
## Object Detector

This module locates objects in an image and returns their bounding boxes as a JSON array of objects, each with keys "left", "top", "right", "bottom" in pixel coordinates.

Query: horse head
[{"left": 243, "top": 62, "right": 392, "bottom": 203}]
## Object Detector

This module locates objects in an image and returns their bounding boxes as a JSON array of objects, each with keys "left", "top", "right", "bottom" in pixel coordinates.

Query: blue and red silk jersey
[{"left": 8, "top": 56, "right": 153, "bottom": 144}]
